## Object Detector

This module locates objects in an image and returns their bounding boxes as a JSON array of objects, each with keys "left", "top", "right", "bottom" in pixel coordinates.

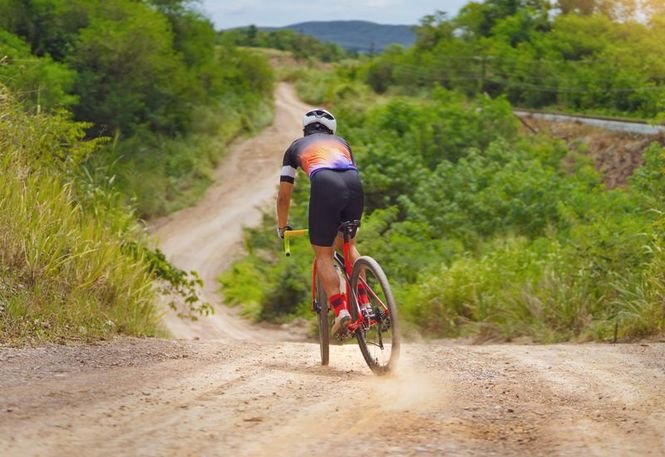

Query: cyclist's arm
[
  {"left": 276, "top": 181, "right": 293, "bottom": 229},
  {"left": 341, "top": 138, "right": 356, "bottom": 166},
  {"left": 277, "top": 142, "right": 298, "bottom": 229}
]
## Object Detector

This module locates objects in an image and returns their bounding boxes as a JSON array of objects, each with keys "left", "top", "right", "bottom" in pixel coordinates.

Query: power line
[{"left": 379, "top": 61, "right": 665, "bottom": 94}]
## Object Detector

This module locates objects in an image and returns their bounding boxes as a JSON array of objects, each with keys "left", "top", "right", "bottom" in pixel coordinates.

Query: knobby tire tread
[{"left": 350, "top": 256, "right": 400, "bottom": 375}]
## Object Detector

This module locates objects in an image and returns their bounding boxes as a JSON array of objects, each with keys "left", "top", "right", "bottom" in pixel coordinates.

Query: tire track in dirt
[{"left": 2, "top": 340, "right": 662, "bottom": 456}]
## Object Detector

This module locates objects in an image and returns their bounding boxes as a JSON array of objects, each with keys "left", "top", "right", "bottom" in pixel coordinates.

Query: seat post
[{"left": 338, "top": 220, "right": 361, "bottom": 244}]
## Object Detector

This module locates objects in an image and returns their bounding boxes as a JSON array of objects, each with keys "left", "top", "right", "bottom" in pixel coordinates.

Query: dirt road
[
  {"left": 1, "top": 339, "right": 663, "bottom": 456},
  {"left": 1, "top": 84, "right": 663, "bottom": 456},
  {"left": 150, "top": 83, "right": 309, "bottom": 341}
]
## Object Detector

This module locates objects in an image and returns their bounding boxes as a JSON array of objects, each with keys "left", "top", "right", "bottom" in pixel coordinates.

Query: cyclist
[{"left": 276, "top": 108, "right": 368, "bottom": 335}]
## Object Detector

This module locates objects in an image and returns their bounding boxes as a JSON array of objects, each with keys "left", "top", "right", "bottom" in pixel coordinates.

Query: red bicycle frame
[{"left": 284, "top": 224, "right": 389, "bottom": 334}]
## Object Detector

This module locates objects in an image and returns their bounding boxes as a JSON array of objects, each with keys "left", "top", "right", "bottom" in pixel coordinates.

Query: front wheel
[{"left": 350, "top": 256, "right": 400, "bottom": 374}]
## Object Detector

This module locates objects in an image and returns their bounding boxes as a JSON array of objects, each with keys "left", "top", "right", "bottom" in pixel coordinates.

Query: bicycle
[{"left": 283, "top": 221, "right": 400, "bottom": 375}]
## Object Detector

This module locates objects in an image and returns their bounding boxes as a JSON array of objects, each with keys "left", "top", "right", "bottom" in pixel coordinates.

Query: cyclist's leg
[
  {"left": 313, "top": 244, "right": 349, "bottom": 335},
  {"left": 309, "top": 170, "right": 349, "bottom": 323},
  {"left": 335, "top": 235, "right": 370, "bottom": 307},
  {"left": 312, "top": 244, "right": 342, "bottom": 300},
  {"left": 334, "top": 235, "right": 360, "bottom": 265},
  {"left": 337, "top": 170, "right": 368, "bottom": 306},
  {"left": 336, "top": 169, "right": 363, "bottom": 265}
]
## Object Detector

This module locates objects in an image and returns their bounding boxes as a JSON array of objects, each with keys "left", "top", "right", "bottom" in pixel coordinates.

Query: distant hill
[{"left": 265, "top": 20, "right": 416, "bottom": 52}]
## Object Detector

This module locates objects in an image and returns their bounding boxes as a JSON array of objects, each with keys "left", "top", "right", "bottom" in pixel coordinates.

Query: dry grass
[{"left": 0, "top": 87, "right": 158, "bottom": 344}]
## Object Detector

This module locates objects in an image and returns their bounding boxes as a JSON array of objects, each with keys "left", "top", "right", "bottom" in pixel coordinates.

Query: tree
[
  {"left": 557, "top": 0, "right": 596, "bottom": 14},
  {"left": 0, "top": 0, "right": 95, "bottom": 60},
  {"left": 67, "top": 1, "right": 192, "bottom": 135},
  {"left": 0, "top": 29, "right": 77, "bottom": 110},
  {"left": 414, "top": 11, "right": 453, "bottom": 50},
  {"left": 246, "top": 24, "right": 258, "bottom": 44},
  {"left": 456, "top": 0, "right": 529, "bottom": 37},
  {"left": 557, "top": 0, "right": 639, "bottom": 19}
]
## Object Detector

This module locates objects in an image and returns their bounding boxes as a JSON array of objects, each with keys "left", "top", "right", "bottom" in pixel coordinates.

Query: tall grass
[{"left": 0, "top": 88, "right": 158, "bottom": 343}]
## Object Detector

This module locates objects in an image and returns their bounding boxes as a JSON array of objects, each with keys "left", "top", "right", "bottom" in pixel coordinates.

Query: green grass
[
  {"left": 0, "top": 155, "right": 158, "bottom": 344},
  {"left": 0, "top": 88, "right": 159, "bottom": 344}
]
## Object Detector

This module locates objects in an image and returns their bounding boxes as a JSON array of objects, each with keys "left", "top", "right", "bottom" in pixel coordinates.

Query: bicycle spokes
[{"left": 350, "top": 257, "right": 399, "bottom": 373}]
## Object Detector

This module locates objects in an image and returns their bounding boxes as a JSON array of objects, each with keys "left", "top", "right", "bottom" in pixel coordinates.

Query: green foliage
[
  {"left": 362, "top": 5, "right": 665, "bottom": 119},
  {"left": 0, "top": 0, "right": 99, "bottom": 60},
  {"left": 0, "top": 1, "right": 277, "bottom": 341},
  {"left": 0, "top": 0, "right": 275, "bottom": 136},
  {"left": 0, "top": 87, "right": 158, "bottom": 342},
  {"left": 223, "top": 69, "right": 664, "bottom": 341},
  {"left": 403, "top": 192, "right": 661, "bottom": 342},
  {"left": 98, "top": 93, "right": 274, "bottom": 218},
  {"left": 123, "top": 242, "right": 212, "bottom": 320},
  {"left": 0, "top": 29, "right": 77, "bottom": 110},
  {"left": 220, "top": 27, "right": 350, "bottom": 62},
  {"left": 68, "top": 2, "right": 192, "bottom": 135},
  {"left": 1, "top": 0, "right": 276, "bottom": 217},
  {"left": 0, "top": 80, "right": 218, "bottom": 343}
]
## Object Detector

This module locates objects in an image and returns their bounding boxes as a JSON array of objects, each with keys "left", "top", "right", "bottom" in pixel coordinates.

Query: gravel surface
[{"left": 0, "top": 339, "right": 663, "bottom": 456}]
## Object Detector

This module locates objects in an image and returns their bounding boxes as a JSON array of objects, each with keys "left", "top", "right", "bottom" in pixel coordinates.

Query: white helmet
[{"left": 303, "top": 108, "right": 336, "bottom": 134}]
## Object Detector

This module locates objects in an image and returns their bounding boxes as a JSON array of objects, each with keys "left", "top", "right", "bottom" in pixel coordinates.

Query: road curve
[{"left": 151, "top": 83, "right": 311, "bottom": 341}]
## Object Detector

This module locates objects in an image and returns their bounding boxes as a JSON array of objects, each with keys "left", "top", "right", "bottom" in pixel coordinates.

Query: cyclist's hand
[{"left": 277, "top": 224, "right": 292, "bottom": 239}]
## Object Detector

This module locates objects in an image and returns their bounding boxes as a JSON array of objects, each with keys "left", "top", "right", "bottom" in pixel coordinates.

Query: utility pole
[{"left": 478, "top": 55, "right": 486, "bottom": 93}]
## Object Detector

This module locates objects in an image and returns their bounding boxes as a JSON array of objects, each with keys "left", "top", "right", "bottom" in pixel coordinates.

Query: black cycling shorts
[{"left": 309, "top": 169, "right": 364, "bottom": 246}]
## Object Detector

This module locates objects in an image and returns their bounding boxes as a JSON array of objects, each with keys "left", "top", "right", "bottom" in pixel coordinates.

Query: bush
[
  {"left": 0, "top": 30, "right": 77, "bottom": 111},
  {"left": 0, "top": 88, "right": 157, "bottom": 342}
]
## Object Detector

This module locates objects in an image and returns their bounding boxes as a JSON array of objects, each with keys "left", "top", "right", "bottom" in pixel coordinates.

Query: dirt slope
[
  {"left": 0, "top": 84, "right": 663, "bottom": 456},
  {"left": 151, "top": 82, "right": 310, "bottom": 341},
  {"left": 521, "top": 116, "right": 665, "bottom": 188}
]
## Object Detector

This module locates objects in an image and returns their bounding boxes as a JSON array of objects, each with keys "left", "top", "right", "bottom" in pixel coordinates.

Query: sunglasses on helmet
[{"left": 306, "top": 110, "right": 334, "bottom": 120}]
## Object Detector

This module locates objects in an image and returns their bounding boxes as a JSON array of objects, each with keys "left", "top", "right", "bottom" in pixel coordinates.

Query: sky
[{"left": 197, "top": 0, "right": 469, "bottom": 30}]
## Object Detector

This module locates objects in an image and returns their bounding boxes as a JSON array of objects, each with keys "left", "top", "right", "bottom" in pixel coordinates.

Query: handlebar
[{"left": 283, "top": 229, "right": 308, "bottom": 256}]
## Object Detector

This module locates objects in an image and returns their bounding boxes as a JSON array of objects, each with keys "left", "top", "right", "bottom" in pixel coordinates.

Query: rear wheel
[
  {"left": 315, "top": 274, "right": 329, "bottom": 365},
  {"left": 350, "top": 256, "right": 400, "bottom": 375}
]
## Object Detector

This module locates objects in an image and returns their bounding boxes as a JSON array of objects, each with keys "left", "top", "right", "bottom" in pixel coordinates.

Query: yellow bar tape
[{"left": 283, "top": 229, "right": 308, "bottom": 256}]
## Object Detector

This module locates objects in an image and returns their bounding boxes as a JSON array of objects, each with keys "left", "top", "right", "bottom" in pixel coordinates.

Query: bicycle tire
[
  {"left": 350, "top": 256, "right": 400, "bottom": 374},
  {"left": 315, "top": 274, "right": 329, "bottom": 366}
]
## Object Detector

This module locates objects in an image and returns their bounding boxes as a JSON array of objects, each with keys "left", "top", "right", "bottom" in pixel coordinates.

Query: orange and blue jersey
[{"left": 280, "top": 133, "right": 357, "bottom": 184}]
